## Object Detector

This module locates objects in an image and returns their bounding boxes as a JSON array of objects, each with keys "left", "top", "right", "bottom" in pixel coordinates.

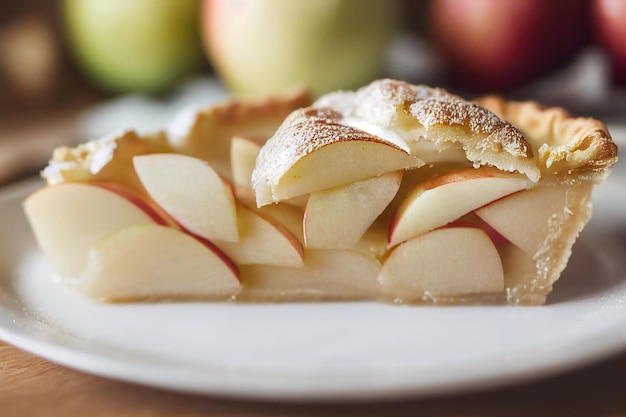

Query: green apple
[
  {"left": 63, "top": 0, "right": 205, "bottom": 93},
  {"left": 203, "top": 0, "right": 395, "bottom": 96}
]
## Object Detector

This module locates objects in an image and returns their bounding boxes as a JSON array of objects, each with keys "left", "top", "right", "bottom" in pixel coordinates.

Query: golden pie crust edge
[{"left": 475, "top": 95, "right": 618, "bottom": 182}]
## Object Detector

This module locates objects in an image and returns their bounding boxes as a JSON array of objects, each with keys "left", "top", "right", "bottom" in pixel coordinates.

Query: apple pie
[{"left": 24, "top": 79, "right": 618, "bottom": 305}]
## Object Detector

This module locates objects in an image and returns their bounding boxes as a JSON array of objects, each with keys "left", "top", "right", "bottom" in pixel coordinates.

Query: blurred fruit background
[{"left": 0, "top": 0, "right": 625, "bottom": 183}]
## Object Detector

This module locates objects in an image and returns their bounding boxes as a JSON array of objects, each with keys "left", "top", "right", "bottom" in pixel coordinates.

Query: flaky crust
[
  {"left": 173, "top": 86, "right": 313, "bottom": 178},
  {"left": 309, "top": 79, "right": 618, "bottom": 184},
  {"left": 42, "top": 131, "right": 172, "bottom": 195},
  {"left": 314, "top": 79, "right": 541, "bottom": 181},
  {"left": 42, "top": 86, "right": 313, "bottom": 190},
  {"left": 475, "top": 96, "right": 618, "bottom": 182}
]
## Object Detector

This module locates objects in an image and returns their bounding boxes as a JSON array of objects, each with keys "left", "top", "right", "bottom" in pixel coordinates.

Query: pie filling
[{"left": 23, "top": 80, "right": 618, "bottom": 305}]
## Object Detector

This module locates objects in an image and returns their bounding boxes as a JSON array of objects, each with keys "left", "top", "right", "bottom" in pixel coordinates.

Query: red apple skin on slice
[
  {"left": 304, "top": 171, "right": 402, "bottom": 249},
  {"left": 255, "top": 203, "right": 305, "bottom": 245},
  {"left": 171, "top": 228, "right": 239, "bottom": 279},
  {"left": 134, "top": 153, "right": 239, "bottom": 243},
  {"left": 213, "top": 204, "right": 304, "bottom": 268},
  {"left": 380, "top": 226, "right": 504, "bottom": 302},
  {"left": 80, "top": 224, "right": 240, "bottom": 302},
  {"left": 388, "top": 167, "right": 530, "bottom": 247},
  {"left": 238, "top": 249, "right": 381, "bottom": 301},
  {"left": 95, "top": 182, "right": 175, "bottom": 227},
  {"left": 454, "top": 213, "right": 510, "bottom": 246},
  {"left": 23, "top": 183, "right": 165, "bottom": 278}
]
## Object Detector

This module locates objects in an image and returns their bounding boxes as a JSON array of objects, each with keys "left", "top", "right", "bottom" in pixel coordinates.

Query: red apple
[
  {"left": 592, "top": 0, "right": 626, "bottom": 85},
  {"left": 429, "top": 0, "right": 589, "bottom": 92}
]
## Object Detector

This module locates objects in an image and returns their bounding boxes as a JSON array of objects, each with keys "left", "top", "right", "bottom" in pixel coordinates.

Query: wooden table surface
[{"left": 1, "top": 340, "right": 625, "bottom": 417}]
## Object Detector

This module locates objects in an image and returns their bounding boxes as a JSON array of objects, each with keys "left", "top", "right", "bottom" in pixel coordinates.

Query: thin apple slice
[
  {"left": 475, "top": 182, "right": 593, "bottom": 257},
  {"left": 235, "top": 189, "right": 305, "bottom": 244},
  {"left": 355, "top": 222, "right": 389, "bottom": 258},
  {"left": 252, "top": 108, "right": 422, "bottom": 206},
  {"left": 238, "top": 249, "right": 381, "bottom": 301},
  {"left": 214, "top": 204, "right": 303, "bottom": 267},
  {"left": 255, "top": 203, "right": 305, "bottom": 245},
  {"left": 230, "top": 136, "right": 261, "bottom": 189},
  {"left": 23, "top": 183, "right": 165, "bottom": 278},
  {"left": 80, "top": 224, "right": 240, "bottom": 301},
  {"left": 388, "top": 167, "right": 530, "bottom": 247},
  {"left": 381, "top": 226, "right": 504, "bottom": 301},
  {"left": 134, "top": 153, "right": 239, "bottom": 243},
  {"left": 304, "top": 171, "right": 402, "bottom": 249}
]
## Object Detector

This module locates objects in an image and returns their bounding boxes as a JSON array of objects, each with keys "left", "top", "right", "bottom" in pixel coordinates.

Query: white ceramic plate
[{"left": 1, "top": 169, "right": 626, "bottom": 402}]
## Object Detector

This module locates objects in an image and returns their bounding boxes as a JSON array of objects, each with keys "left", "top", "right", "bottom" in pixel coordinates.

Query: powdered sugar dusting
[
  {"left": 410, "top": 98, "right": 530, "bottom": 157},
  {"left": 254, "top": 79, "right": 543, "bottom": 205},
  {"left": 251, "top": 108, "right": 411, "bottom": 205}
]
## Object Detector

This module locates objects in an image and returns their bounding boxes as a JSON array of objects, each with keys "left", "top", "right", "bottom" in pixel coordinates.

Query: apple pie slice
[
  {"left": 251, "top": 79, "right": 617, "bottom": 305},
  {"left": 24, "top": 79, "right": 617, "bottom": 305}
]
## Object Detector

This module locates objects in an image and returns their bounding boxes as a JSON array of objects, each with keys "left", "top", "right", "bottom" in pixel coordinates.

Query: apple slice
[
  {"left": 475, "top": 182, "right": 593, "bottom": 257},
  {"left": 304, "top": 171, "right": 402, "bottom": 249},
  {"left": 388, "top": 167, "right": 530, "bottom": 247},
  {"left": 134, "top": 153, "right": 239, "bottom": 243},
  {"left": 381, "top": 226, "right": 504, "bottom": 301},
  {"left": 498, "top": 243, "right": 536, "bottom": 290},
  {"left": 252, "top": 108, "right": 422, "bottom": 206},
  {"left": 80, "top": 224, "right": 240, "bottom": 301},
  {"left": 230, "top": 136, "right": 261, "bottom": 189},
  {"left": 214, "top": 204, "right": 303, "bottom": 267},
  {"left": 238, "top": 249, "right": 381, "bottom": 301},
  {"left": 23, "top": 182, "right": 165, "bottom": 278},
  {"left": 235, "top": 189, "right": 306, "bottom": 244}
]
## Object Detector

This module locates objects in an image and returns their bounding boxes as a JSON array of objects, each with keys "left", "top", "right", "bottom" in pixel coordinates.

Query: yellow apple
[
  {"left": 63, "top": 0, "right": 205, "bottom": 93},
  {"left": 202, "top": 0, "right": 395, "bottom": 96}
]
